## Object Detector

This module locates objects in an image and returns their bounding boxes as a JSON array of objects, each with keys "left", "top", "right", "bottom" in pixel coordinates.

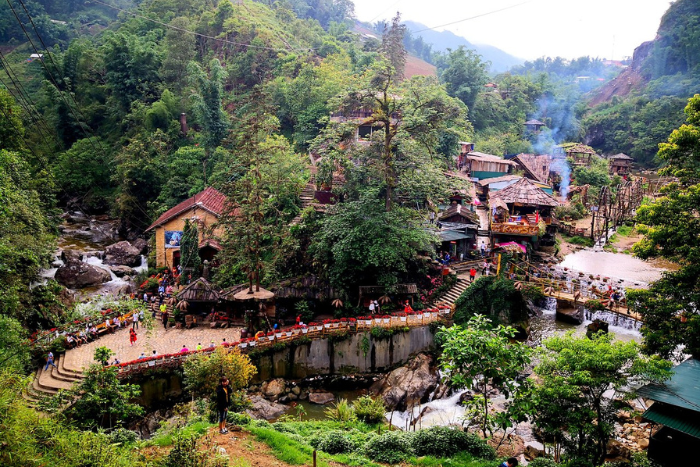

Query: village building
[
  {"left": 463, "top": 151, "right": 517, "bottom": 180},
  {"left": 436, "top": 203, "right": 479, "bottom": 260},
  {"left": 555, "top": 143, "right": 598, "bottom": 167},
  {"left": 456, "top": 141, "right": 475, "bottom": 169},
  {"left": 512, "top": 153, "right": 552, "bottom": 187},
  {"left": 145, "top": 186, "right": 226, "bottom": 268},
  {"left": 638, "top": 358, "right": 700, "bottom": 466},
  {"left": 488, "top": 177, "right": 559, "bottom": 251},
  {"left": 524, "top": 119, "right": 546, "bottom": 133},
  {"left": 607, "top": 153, "right": 633, "bottom": 176}
]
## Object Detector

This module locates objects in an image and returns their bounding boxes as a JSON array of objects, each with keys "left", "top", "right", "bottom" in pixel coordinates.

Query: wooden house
[
  {"left": 437, "top": 204, "right": 479, "bottom": 259},
  {"left": 524, "top": 119, "right": 546, "bottom": 133},
  {"left": 489, "top": 178, "right": 559, "bottom": 249},
  {"left": 465, "top": 151, "right": 516, "bottom": 180},
  {"left": 457, "top": 141, "right": 475, "bottom": 169},
  {"left": 145, "top": 187, "right": 226, "bottom": 268},
  {"left": 607, "top": 153, "right": 633, "bottom": 176},
  {"left": 512, "top": 153, "right": 552, "bottom": 188},
  {"left": 555, "top": 143, "right": 597, "bottom": 167},
  {"left": 638, "top": 358, "right": 700, "bottom": 466}
]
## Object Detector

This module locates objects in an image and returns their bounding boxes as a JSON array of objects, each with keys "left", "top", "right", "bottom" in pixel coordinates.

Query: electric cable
[
  {"left": 411, "top": 0, "right": 534, "bottom": 34},
  {"left": 3, "top": 0, "right": 107, "bottom": 159}
]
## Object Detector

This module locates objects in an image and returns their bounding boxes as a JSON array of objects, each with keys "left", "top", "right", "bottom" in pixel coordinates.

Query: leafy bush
[
  {"left": 316, "top": 430, "right": 356, "bottom": 454},
  {"left": 412, "top": 427, "right": 495, "bottom": 459},
  {"left": 352, "top": 395, "right": 386, "bottom": 424},
  {"left": 529, "top": 458, "right": 558, "bottom": 467},
  {"left": 363, "top": 431, "right": 414, "bottom": 464},
  {"left": 49, "top": 335, "right": 68, "bottom": 354},
  {"left": 227, "top": 412, "right": 251, "bottom": 425},
  {"left": 323, "top": 398, "right": 356, "bottom": 423},
  {"left": 108, "top": 428, "right": 138, "bottom": 445}
]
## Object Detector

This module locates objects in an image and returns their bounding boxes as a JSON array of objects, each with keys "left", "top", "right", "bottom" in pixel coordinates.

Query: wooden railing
[{"left": 113, "top": 308, "right": 451, "bottom": 378}]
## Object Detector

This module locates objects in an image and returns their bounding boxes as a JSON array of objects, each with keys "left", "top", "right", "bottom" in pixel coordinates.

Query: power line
[
  {"left": 411, "top": 0, "right": 534, "bottom": 34},
  {"left": 88, "top": 0, "right": 314, "bottom": 54},
  {"left": 369, "top": 0, "right": 404, "bottom": 23},
  {"left": 13, "top": 0, "right": 110, "bottom": 158},
  {"left": 0, "top": 50, "right": 57, "bottom": 142}
]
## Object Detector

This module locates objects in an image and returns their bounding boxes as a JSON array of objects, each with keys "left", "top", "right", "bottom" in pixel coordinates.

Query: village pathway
[{"left": 63, "top": 322, "right": 241, "bottom": 371}]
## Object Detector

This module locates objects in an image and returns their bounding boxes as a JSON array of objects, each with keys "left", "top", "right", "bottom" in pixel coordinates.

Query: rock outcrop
[
  {"left": 105, "top": 241, "right": 141, "bottom": 267},
  {"left": 131, "top": 238, "right": 148, "bottom": 255},
  {"left": 246, "top": 395, "right": 287, "bottom": 420},
  {"left": 55, "top": 258, "right": 111, "bottom": 288},
  {"left": 370, "top": 353, "right": 439, "bottom": 411},
  {"left": 109, "top": 265, "right": 136, "bottom": 277},
  {"left": 308, "top": 391, "right": 335, "bottom": 405},
  {"left": 262, "top": 378, "right": 287, "bottom": 401}
]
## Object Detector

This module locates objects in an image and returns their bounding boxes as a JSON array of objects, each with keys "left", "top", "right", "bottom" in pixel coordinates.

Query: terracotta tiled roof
[{"left": 145, "top": 187, "right": 226, "bottom": 232}]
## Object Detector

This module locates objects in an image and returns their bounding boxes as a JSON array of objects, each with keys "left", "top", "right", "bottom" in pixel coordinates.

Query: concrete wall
[{"left": 253, "top": 326, "right": 435, "bottom": 382}]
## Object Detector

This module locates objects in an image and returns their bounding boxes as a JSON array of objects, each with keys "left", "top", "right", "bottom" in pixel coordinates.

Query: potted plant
[
  {"left": 323, "top": 319, "right": 331, "bottom": 329},
  {"left": 285, "top": 329, "right": 293, "bottom": 337},
  {"left": 239, "top": 338, "right": 248, "bottom": 349},
  {"left": 382, "top": 315, "right": 390, "bottom": 324},
  {"left": 267, "top": 331, "right": 276, "bottom": 341},
  {"left": 249, "top": 339, "right": 257, "bottom": 347}
]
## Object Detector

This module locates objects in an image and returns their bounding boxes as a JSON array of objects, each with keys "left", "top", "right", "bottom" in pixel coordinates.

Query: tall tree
[
  {"left": 524, "top": 332, "right": 670, "bottom": 463},
  {"left": 437, "top": 46, "right": 489, "bottom": 111},
  {"left": 629, "top": 94, "right": 700, "bottom": 360}
]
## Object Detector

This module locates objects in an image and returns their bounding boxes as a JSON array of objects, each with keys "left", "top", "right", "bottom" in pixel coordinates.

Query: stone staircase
[
  {"left": 290, "top": 182, "right": 317, "bottom": 226},
  {"left": 436, "top": 276, "right": 471, "bottom": 308},
  {"left": 23, "top": 356, "right": 84, "bottom": 406}
]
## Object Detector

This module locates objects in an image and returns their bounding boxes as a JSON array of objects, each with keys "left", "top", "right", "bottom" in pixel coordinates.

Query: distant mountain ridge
[{"left": 403, "top": 20, "right": 522, "bottom": 73}]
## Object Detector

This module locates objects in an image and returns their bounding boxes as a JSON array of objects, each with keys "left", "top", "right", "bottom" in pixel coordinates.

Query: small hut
[
  {"left": 176, "top": 277, "right": 221, "bottom": 320},
  {"left": 489, "top": 178, "right": 559, "bottom": 249},
  {"left": 607, "top": 153, "right": 633, "bottom": 176},
  {"left": 465, "top": 152, "right": 517, "bottom": 180},
  {"left": 524, "top": 119, "right": 546, "bottom": 133},
  {"left": 512, "top": 153, "right": 552, "bottom": 188}
]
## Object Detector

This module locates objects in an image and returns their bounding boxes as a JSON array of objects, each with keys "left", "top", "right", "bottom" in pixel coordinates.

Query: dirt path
[{"left": 212, "top": 429, "right": 296, "bottom": 467}]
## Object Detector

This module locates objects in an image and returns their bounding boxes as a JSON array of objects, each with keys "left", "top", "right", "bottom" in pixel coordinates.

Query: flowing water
[
  {"left": 38, "top": 211, "right": 148, "bottom": 298},
  {"left": 386, "top": 249, "right": 674, "bottom": 453}
]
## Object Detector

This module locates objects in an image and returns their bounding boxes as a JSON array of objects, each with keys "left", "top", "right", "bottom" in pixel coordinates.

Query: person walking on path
[
  {"left": 499, "top": 458, "right": 518, "bottom": 467},
  {"left": 129, "top": 328, "right": 137, "bottom": 346},
  {"left": 44, "top": 352, "right": 57, "bottom": 371},
  {"left": 161, "top": 309, "right": 169, "bottom": 329},
  {"left": 469, "top": 267, "right": 477, "bottom": 282},
  {"left": 132, "top": 312, "right": 139, "bottom": 330},
  {"left": 480, "top": 241, "right": 486, "bottom": 257},
  {"left": 216, "top": 376, "right": 231, "bottom": 434}
]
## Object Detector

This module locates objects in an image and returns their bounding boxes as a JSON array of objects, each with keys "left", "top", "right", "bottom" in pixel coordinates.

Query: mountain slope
[{"left": 404, "top": 20, "right": 522, "bottom": 72}]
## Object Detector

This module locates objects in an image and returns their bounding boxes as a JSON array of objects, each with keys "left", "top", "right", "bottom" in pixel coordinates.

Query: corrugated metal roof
[
  {"left": 643, "top": 402, "right": 700, "bottom": 439},
  {"left": 438, "top": 230, "right": 471, "bottom": 241},
  {"left": 638, "top": 358, "right": 700, "bottom": 412}
]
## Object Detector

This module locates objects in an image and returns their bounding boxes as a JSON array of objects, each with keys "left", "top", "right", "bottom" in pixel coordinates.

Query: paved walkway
[{"left": 63, "top": 322, "right": 241, "bottom": 371}]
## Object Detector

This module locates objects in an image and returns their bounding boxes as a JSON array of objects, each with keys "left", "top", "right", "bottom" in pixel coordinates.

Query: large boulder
[
  {"left": 370, "top": 353, "right": 439, "bottom": 411},
  {"left": 55, "top": 260, "right": 111, "bottom": 288},
  {"left": 308, "top": 391, "right": 335, "bottom": 405},
  {"left": 131, "top": 238, "right": 148, "bottom": 255},
  {"left": 109, "top": 265, "right": 136, "bottom": 277},
  {"left": 61, "top": 249, "right": 82, "bottom": 263},
  {"left": 262, "top": 379, "right": 287, "bottom": 401},
  {"left": 246, "top": 395, "right": 288, "bottom": 420},
  {"left": 105, "top": 241, "right": 141, "bottom": 267}
]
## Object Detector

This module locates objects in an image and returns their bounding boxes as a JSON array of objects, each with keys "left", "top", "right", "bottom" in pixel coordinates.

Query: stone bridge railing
[{"left": 114, "top": 306, "right": 451, "bottom": 378}]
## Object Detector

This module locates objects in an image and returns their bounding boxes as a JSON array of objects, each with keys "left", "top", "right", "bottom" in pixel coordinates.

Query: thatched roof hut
[
  {"left": 219, "top": 284, "right": 248, "bottom": 302},
  {"left": 177, "top": 277, "right": 220, "bottom": 302},
  {"left": 490, "top": 177, "right": 559, "bottom": 208}
]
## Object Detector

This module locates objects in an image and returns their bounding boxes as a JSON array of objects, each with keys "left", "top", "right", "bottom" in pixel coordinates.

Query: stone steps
[{"left": 437, "top": 278, "right": 471, "bottom": 307}]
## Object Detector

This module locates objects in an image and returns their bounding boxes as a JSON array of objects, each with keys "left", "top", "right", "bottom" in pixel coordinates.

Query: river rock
[
  {"left": 370, "top": 353, "right": 439, "bottom": 411},
  {"left": 109, "top": 265, "right": 136, "bottom": 277},
  {"left": 556, "top": 305, "right": 584, "bottom": 325},
  {"left": 605, "top": 439, "right": 631, "bottom": 462},
  {"left": 488, "top": 433, "right": 526, "bottom": 458},
  {"left": 308, "top": 391, "right": 335, "bottom": 405},
  {"left": 524, "top": 445, "right": 545, "bottom": 460},
  {"left": 262, "top": 379, "right": 287, "bottom": 400},
  {"left": 61, "top": 249, "right": 82, "bottom": 263},
  {"left": 246, "top": 395, "right": 287, "bottom": 420},
  {"left": 132, "top": 238, "right": 148, "bottom": 255},
  {"left": 105, "top": 241, "right": 141, "bottom": 267},
  {"left": 55, "top": 260, "right": 111, "bottom": 288}
]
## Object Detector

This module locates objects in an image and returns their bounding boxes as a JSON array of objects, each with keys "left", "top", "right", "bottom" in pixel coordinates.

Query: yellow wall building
[{"left": 146, "top": 187, "right": 226, "bottom": 268}]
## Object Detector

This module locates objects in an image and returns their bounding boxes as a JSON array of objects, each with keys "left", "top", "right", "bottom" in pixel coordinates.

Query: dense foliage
[
  {"left": 182, "top": 346, "right": 257, "bottom": 400},
  {"left": 452, "top": 275, "right": 531, "bottom": 324},
  {"left": 629, "top": 94, "right": 700, "bottom": 360}
]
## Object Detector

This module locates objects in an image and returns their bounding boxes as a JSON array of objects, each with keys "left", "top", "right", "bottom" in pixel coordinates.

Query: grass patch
[
  {"left": 409, "top": 452, "right": 497, "bottom": 467},
  {"left": 562, "top": 234, "right": 594, "bottom": 247},
  {"left": 616, "top": 224, "right": 635, "bottom": 237}
]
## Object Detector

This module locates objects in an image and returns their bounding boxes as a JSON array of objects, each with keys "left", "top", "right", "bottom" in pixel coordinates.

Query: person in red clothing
[
  {"left": 469, "top": 267, "right": 477, "bottom": 282},
  {"left": 129, "top": 328, "right": 137, "bottom": 346}
]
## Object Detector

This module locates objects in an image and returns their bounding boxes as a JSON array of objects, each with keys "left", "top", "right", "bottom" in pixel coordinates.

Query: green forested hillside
[{"left": 583, "top": 0, "right": 700, "bottom": 166}]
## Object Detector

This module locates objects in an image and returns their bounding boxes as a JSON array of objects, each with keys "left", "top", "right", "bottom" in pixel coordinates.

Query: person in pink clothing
[{"left": 180, "top": 345, "right": 189, "bottom": 353}]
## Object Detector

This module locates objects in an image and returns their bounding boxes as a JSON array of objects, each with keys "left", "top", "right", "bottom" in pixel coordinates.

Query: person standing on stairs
[
  {"left": 44, "top": 352, "right": 57, "bottom": 371},
  {"left": 469, "top": 267, "right": 477, "bottom": 282}
]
